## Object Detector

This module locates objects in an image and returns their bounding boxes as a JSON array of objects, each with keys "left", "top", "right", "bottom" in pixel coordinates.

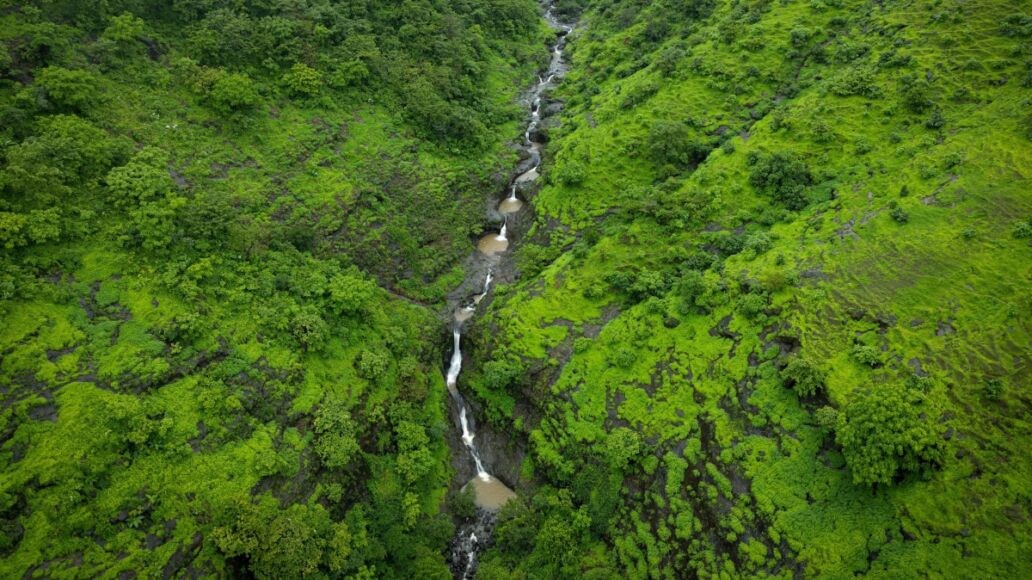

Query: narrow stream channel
[{"left": 446, "top": 2, "right": 572, "bottom": 577}]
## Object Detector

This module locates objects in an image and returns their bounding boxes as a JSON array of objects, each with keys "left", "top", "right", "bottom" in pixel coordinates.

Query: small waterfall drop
[{"left": 449, "top": 2, "right": 573, "bottom": 576}]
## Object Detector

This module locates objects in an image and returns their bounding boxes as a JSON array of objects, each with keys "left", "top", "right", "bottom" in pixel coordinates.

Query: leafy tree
[
  {"left": 201, "top": 70, "right": 261, "bottom": 114},
  {"left": 836, "top": 385, "right": 946, "bottom": 486},
  {"left": 101, "top": 12, "right": 145, "bottom": 43},
  {"left": 3, "top": 114, "right": 128, "bottom": 202},
  {"left": 313, "top": 397, "right": 361, "bottom": 470},
  {"left": 213, "top": 499, "right": 345, "bottom": 578},
  {"left": 356, "top": 349, "right": 390, "bottom": 381},
  {"left": 106, "top": 148, "right": 187, "bottom": 250},
  {"left": 282, "top": 63, "right": 323, "bottom": 97},
  {"left": 850, "top": 344, "right": 881, "bottom": 367},
  {"left": 747, "top": 151, "right": 813, "bottom": 210},
  {"left": 675, "top": 270, "right": 706, "bottom": 313},
  {"left": 0, "top": 208, "right": 62, "bottom": 249},
  {"left": 647, "top": 120, "right": 709, "bottom": 169},
  {"left": 602, "top": 427, "right": 643, "bottom": 471},
  {"left": 328, "top": 272, "right": 376, "bottom": 316},
  {"left": 782, "top": 356, "right": 826, "bottom": 397},
  {"left": 37, "top": 66, "right": 97, "bottom": 111},
  {"left": 815, "top": 406, "right": 838, "bottom": 431}
]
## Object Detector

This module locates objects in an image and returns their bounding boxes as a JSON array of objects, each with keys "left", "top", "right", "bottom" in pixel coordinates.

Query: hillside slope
[
  {"left": 468, "top": 0, "right": 1032, "bottom": 576},
  {"left": 0, "top": 0, "right": 547, "bottom": 577}
]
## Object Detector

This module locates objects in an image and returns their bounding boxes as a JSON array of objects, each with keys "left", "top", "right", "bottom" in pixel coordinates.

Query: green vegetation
[
  {"left": 0, "top": 0, "right": 546, "bottom": 576},
  {"left": 3, "top": 0, "right": 1032, "bottom": 577},
  {"left": 465, "top": 0, "right": 1032, "bottom": 576}
]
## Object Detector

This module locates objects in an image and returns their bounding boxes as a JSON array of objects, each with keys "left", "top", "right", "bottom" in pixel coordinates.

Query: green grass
[{"left": 472, "top": 0, "right": 1032, "bottom": 576}]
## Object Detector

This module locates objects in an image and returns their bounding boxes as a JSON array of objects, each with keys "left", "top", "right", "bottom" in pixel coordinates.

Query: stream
[{"left": 445, "top": 2, "right": 572, "bottom": 577}]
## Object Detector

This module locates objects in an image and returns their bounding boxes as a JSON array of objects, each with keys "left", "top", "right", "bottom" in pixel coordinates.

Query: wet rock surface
[{"left": 442, "top": 2, "right": 574, "bottom": 577}]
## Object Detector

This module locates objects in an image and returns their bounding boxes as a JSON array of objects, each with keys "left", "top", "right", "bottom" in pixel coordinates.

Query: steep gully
[{"left": 445, "top": 3, "right": 572, "bottom": 577}]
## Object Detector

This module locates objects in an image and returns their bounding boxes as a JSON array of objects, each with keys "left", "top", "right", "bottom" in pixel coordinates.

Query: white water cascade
[{"left": 449, "top": 2, "right": 573, "bottom": 576}]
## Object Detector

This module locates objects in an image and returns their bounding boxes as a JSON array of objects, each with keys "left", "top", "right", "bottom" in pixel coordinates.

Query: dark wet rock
[
  {"left": 162, "top": 533, "right": 203, "bottom": 580},
  {"left": 663, "top": 316, "right": 681, "bottom": 328},
  {"left": 541, "top": 101, "right": 564, "bottom": 117},
  {"left": 908, "top": 358, "right": 928, "bottom": 377},
  {"left": 528, "top": 126, "right": 549, "bottom": 143},
  {"left": 936, "top": 319, "right": 956, "bottom": 336},
  {"left": 28, "top": 403, "right": 57, "bottom": 422}
]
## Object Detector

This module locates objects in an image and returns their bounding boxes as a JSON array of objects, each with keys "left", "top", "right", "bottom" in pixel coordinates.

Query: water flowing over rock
[{"left": 445, "top": 2, "right": 574, "bottom": 577}]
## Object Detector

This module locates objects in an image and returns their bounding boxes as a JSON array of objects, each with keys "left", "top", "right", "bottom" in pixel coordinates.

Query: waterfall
[
  {"left": 459, "top": 407, "right": 488, "bottom": 477},
  {"left": 446, "top": 330, "right": 462, "bottom": 388},
  {"left": 449, "top": 2, "right": 573, "bottom": 576}
]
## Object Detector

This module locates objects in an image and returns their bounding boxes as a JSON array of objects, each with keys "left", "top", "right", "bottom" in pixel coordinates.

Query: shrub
[
  {"left": 612, "top": 348, "right": 637, "bottom": 369},
  {"left": 815, "top": 406, "right": 838, "bottom": 431},
  {"left": 739, "top": 293, "right": 767, "bottom": 319},
  {"left": 208, "top": 71, "right": 261, "bottom": 114},
  {"left": 984, "top": 378, "right": 1004, "bottom": 400},
  {"left": 850, "top": 344, "right": 881, "bottom": 367},
  {"left": 898, "top": 73, "right": 933, "bottom": 113},
  {"left": 37, "top": 66, "right": 97, "bottom": 111},
  {"left": 836, "top": 385, "right": 946, "bottom": 486},
  {"left": 1012, "top": 219, "right": 1032, "bottom": 239},
  {"left": 925, "top": 108, "right": 946, "bottom": 129},
  {"left": 748, "top": 151, "right": 813, "bottom": 210},
  {"left": 782, "top": 356, "right": 826, "bottom": 397},
  {"left": 355, "top": 349, "right": 390, "bottom": 380},
  {"left": 743, "top": 232, "right": 772, "bottom": 257},
  {"left": 647, "top": 120, "right": 709, "bottom": 169},
  {"left": 313, "top": 397, "right": 361, "bottom": 469},
  {"left": 829, "top": 66, "right": 880, "bottom": 98},
  {"left": 890, "top": 205, "right": 909, "bottom": 224},
  {"left": 282, "top": 63, "right": 323, "bottom": 97}
]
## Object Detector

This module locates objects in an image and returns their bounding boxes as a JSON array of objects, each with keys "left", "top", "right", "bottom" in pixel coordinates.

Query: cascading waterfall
[{"left": 449, "top": 2, "right": 572, "bottom": 577}]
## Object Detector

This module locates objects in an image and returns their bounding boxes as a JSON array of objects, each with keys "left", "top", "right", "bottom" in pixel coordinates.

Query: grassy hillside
[
  {"left": 0, "top": 0, "right": 547, "bottom": 577},
  {"left": 469, "top": 0, "right": 1032, "bottom": 576}
]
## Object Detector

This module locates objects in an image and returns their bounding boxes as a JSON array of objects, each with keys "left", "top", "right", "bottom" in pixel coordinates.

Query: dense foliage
[
  {"left": 0, "top": 0, "right": 546, "bottom": 576},
  {"left": 465, "top": 0, "right": 1032, "bottom": 576},
  {"left": 2, "top": 0, "right": 1031, "bottom": 577}
]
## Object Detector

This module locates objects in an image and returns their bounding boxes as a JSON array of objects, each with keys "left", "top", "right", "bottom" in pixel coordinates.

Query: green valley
[{"left": 1, "top": 0, "right": 1031, "bottom": 578}]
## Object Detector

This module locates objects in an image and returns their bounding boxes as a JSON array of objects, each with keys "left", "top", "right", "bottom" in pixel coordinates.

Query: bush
[
  {"left": 748, "top": 151, "right": 813, "bottom": 210},
  {"left": 782, "top": 356, "right": 826, "bottom": 397},
  {"left": 828, "top": 66, "right": 881, "bottom": 98},
  {"left": 850, "top": 344, "right": 881, "bottom": 367},
  {"left": 37, "top": 67, "right": 97, "bottom": 111},
  {"left": 1012, "top": 219, "right": 1032, "bottom": 239},
  {"left": 647, "top": 120, "right": 709, "bottom": 169},
  {"left": 836, "top": 385, "right": 946, "bottom": 486},
  {"left": 208, "top": 71, "right": 261, "bottom": 114},
  {"left": 898, "top": 73, "right": 933, "bottom": 113},
  {"left": 356, "top": 349, "right": 390, "bottom": 380},
  {"left": 815, "top": 406, "right": 838, "bottom": 431},
  {"left": 282, "top": 63, "right": 323, "bottom": 97},
  {"left": 984, "top": 378, "right": 1004, "bottom": 400},
  {"left": 739, "top": 293, "right": 767, "bottom": 319},
  {"left": 313, "top": 397, "right": 361, "bottom": 470}
]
